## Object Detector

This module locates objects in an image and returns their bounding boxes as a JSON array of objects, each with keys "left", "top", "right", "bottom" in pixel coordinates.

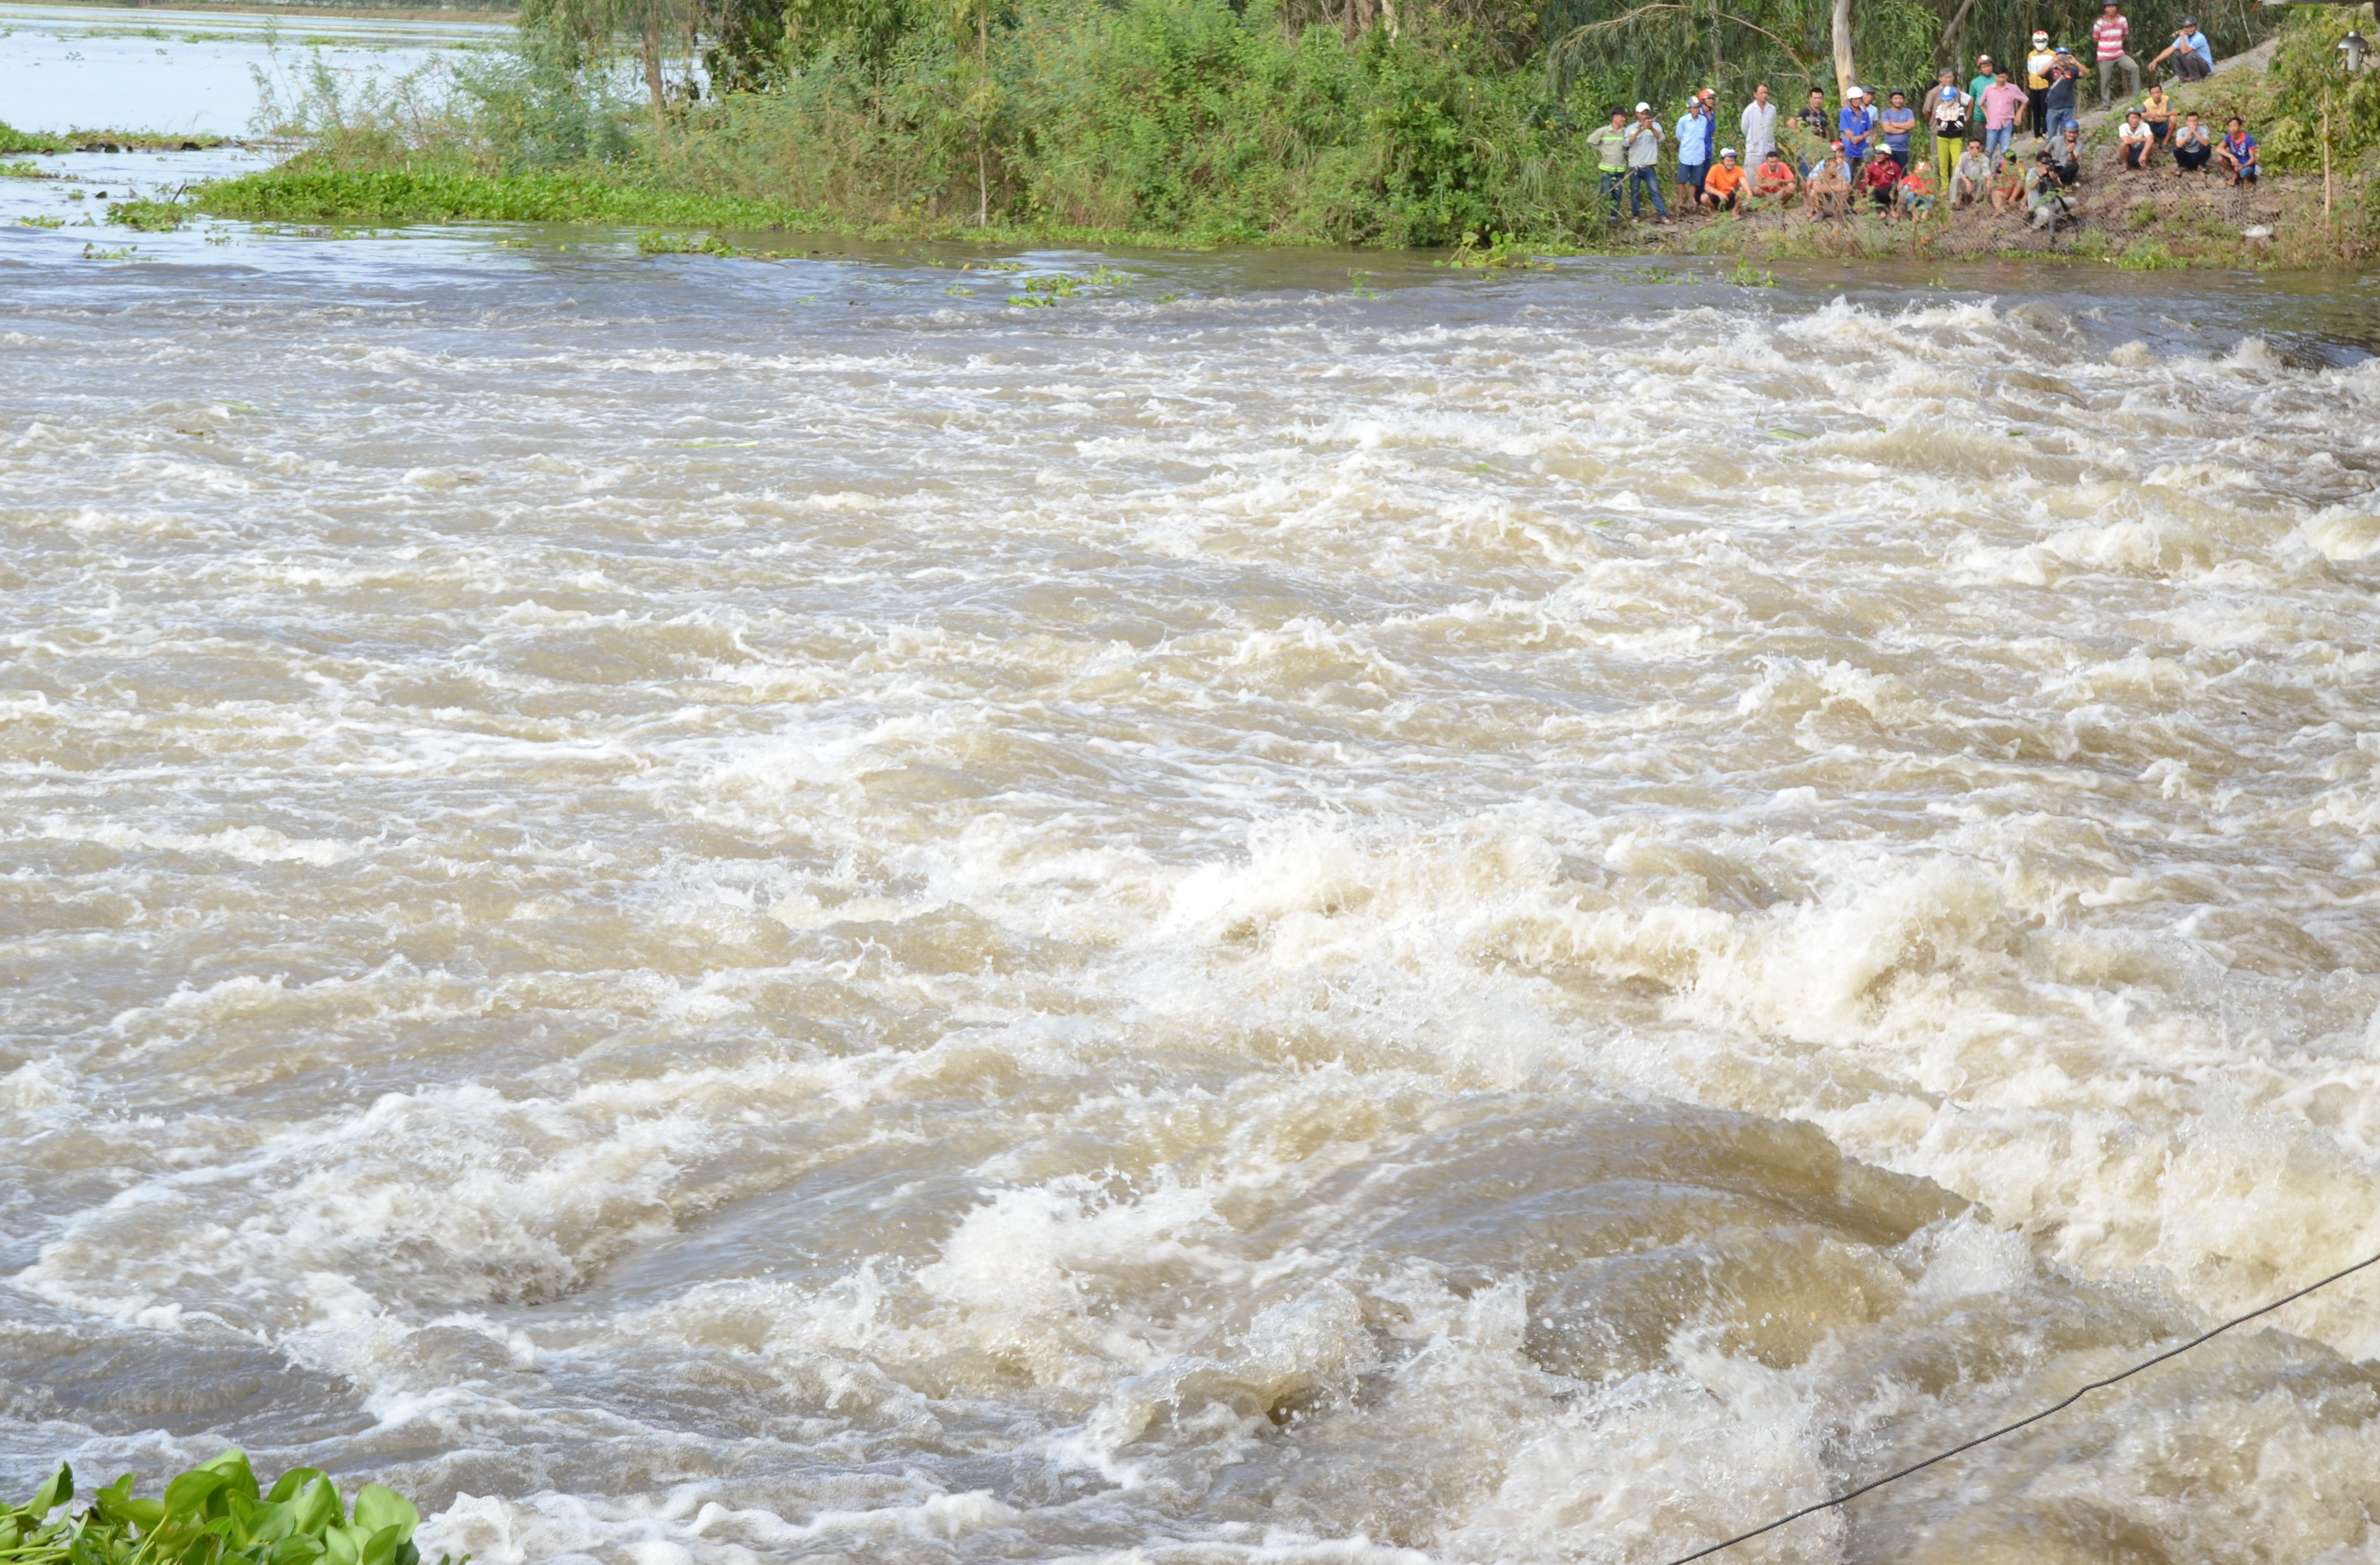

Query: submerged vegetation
[
  {"left": 180, "top": 0, "right": 2366, "bottom": 254},
  {"left": 0, "top": 1454, "right": 454, "bottom": 1565}
]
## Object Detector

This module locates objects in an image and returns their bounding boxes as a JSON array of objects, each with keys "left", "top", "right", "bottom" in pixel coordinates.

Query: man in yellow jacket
[{"left": 2025, "top": 31, "right": 2057, "bottom": 136}]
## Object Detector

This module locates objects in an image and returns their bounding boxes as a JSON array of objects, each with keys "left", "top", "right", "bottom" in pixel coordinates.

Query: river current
[{"left": 7, "top": 106, "right": 2380, "bottom": 1565}]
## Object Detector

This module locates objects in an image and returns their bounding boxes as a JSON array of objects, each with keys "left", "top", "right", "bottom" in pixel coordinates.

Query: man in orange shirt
[
  {"left": 1747, "top": 149, "right": 1799, "bottom": 207},
  {"left": 1700, "top": 147, "right": 1748, "bottom": 210}
]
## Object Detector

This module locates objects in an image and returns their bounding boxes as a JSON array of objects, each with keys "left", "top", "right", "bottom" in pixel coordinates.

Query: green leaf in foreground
[{"left": 0, "top": 1457, "right": 459, "bottom": 1565}]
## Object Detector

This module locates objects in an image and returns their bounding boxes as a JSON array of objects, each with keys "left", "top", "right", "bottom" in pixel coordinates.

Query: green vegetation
[
  {"left": 0, "top": 1454, "right": 456, "bottom": 1565},
  {"left": 107, "top": 199, "right": 190, "bottom": 231},
  {"left": 0, "top": 121, "right": 69, "bottom": 154}
]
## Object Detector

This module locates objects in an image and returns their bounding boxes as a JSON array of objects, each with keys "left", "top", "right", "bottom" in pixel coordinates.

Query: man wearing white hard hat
[
  {"left": 1838, "top": 85, "right": 1875, "bottom": 181},
  {"left": 2025, "top": 30, "right": 2057, "bottom": 136}
]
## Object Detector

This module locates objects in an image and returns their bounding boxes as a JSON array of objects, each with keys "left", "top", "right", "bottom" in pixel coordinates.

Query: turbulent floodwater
[{"left": 8, "top": 188, "right": 2380, "bottom": 1565}]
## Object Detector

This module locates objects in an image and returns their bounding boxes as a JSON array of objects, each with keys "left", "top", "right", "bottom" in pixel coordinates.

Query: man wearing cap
[
  {"left": 2025, "top": 31, "right": 2057, "bottom": 136},
  {"left": 1838, "top": 86, "right": 1875, "bottom": 181},
  {"left": 1587, "top": 107, "right": 1631, "bottom": 217},
  {"left": 2045, "top": 47, "right": 2083, "bottom": 139},
  {"left": 1739, "top": 83, "right": 1779, "bottom": 169},
  {"left": 2151, "top": 17, "right": 2214, "bottom": 80},
  {"left": 1967, "top": 54, "right": 1997, "bottom": 137},
  {"left": 1675, "top": 91, "right": 1717, "bottom": 210},
  {"left": 1701, "top": 148, "right": 1747, "bottom": 209},
  {"left": 1623, "top": 102, "right": 1670, "bottom": 220},
  {"left": 2090, "top": 1, "right": 2140, "bottom": 107}
]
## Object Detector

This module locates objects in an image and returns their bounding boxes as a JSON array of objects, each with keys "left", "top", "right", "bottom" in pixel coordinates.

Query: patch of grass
[
  {"left": 2115, "top": 238, "right": 2186, "bottom": 269},
  {"left": 0, "top": 120, "right": 70, "bottom": 155},
  {"left": 1, "top": 161, "right": 51, "bottom": 179},
  {"left": 0, "top": 1452, "right": 462, "bottom": 1565},
  {"left": 106, "top": 199, "right": 189, "bottom": 231}
]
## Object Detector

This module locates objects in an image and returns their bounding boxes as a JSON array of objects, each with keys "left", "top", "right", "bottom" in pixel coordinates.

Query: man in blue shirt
[
  {"left": 1675, "top": 91, "right": 1716, "bottom": 209},
  {"left": 1838, "top": 85, "right": 1876, "bottom": 178},
  {"left": 2151, "top": 17, "right": 2214, "bottom": 80}
]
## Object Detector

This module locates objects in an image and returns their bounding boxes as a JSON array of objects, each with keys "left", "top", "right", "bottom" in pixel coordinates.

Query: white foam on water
[{"left": 4, "top": 271, "right": 2379, "bottom": 1563}]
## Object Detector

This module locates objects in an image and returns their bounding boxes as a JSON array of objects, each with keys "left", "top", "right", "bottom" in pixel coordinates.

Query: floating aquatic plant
[{"left": 0, "top": 1454, "right": 461, "bottom": 1565}]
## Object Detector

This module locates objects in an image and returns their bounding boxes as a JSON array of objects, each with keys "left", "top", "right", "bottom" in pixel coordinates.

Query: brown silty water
[{"left": 2, "top": 188, "right": 2380, "bottom": 1564}]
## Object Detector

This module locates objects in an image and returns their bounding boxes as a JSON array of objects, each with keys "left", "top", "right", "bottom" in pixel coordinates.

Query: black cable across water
[{"left": 1657, "top": 1247, "right": 2380, "bottom": 1565}]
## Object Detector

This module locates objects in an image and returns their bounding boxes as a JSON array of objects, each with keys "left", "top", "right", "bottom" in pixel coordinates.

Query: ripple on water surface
[{"left": 3, "top": 242, "right": 2380, "bottom": 1565}]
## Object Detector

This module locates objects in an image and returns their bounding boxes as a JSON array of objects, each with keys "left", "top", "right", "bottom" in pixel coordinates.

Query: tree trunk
[
  {"left": 642, "top": 17, "right": 667, "bottom": 137},
  {"left": 1934, "top": 0, "right": 1981, "bottom": 68},
  {"left": 1831, "top": 0, "right": 1855, "bottom": 98},
  {"left": 1345, "top": 0, "right": 1374, "bottom": 39}
]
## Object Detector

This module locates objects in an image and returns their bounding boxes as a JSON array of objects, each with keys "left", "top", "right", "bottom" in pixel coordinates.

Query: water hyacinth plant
[{"left": 0, "top": 1453, "right": 459, "bottom": 1565}]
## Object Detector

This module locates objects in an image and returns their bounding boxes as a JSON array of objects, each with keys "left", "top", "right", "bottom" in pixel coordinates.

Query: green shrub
[{"left": 0, "top": 1452, "right": 459, "bottom": 1565}]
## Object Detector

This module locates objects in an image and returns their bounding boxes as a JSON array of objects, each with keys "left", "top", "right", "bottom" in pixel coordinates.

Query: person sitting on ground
[
  {"left": 2027, "top": 151, "right": 2076, "bottom": 227},
  {"left": 1881, "top": 89, "right": 1918, "bottom": 166},
  {"left": 1862, "top": 147, "right": 1904, "bottom": 211},
  {"left": 2173, "top": 111, "right": 2213, "bottom": 175},
  {"left": 1952, "top": 140, "right": 1990, "bottom": 205},
  {"left": 1897, "top": 160, "right": 1936, "bottom": 217},
  {"left": 2052, "top": 122, "right": 2086, "bottom": 187},
  {"left": 1701, "top": 147, "right": 1747, "bottom": 210},
  {"left": 1808, "top": 142, "right": 1854, "bottom": 218},
  {"left": 1990, "top": 151, "right": 2029, "bottom": 212},
  {"left": 2218, "top": 117, "right": 2258, "bottom": 184},
  {"left": 1749, "top": 148, "right": 1799, "bottom": 207},
  {"left": 2141, "top": 82, "right": 2174, "bottom": 154},
  {"left": 2119, "top": 108, "right": 2154, "bottom": 170},
  {"left": 2150, "top": 17, "right": 2214, "bottom": 81},
  {"left": 1929, "top": 69, "right": 1972, "bottom": 176}
]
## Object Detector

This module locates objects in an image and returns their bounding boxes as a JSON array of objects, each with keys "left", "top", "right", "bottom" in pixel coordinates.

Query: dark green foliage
[{"left": 0, "top": 1454, "right": 455, "bottom": 1565}]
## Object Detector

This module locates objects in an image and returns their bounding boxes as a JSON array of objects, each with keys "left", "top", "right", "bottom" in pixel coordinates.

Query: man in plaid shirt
[{"left": 2091, "top": 1, "right": 2141, "bottom": 107}]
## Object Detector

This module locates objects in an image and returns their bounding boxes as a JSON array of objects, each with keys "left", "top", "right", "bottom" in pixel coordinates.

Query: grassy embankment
[{"left": 90, "top": 0, "right": 2380, "bottom": 264}]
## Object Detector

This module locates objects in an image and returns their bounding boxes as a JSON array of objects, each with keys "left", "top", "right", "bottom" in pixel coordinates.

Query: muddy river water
[{"left": 7, "top": 48, "right": 2380, "bottom": 1562}]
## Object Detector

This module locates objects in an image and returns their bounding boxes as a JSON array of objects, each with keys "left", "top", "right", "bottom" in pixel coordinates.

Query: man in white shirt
[{"left": 1738, "top": 84, "right": 1779, "bottom": 168}]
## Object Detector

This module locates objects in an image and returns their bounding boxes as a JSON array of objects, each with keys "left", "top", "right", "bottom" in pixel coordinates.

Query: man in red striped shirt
[{"left": 2091, "top": 1, "right": 2141, "bottom": 108}]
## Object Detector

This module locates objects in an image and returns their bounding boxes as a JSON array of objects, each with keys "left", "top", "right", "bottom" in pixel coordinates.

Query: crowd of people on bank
[{"left": 1582, "top": 4, "right": 2258, "bottom": 228}]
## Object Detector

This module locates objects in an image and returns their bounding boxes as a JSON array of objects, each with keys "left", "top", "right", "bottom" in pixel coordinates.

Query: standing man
[
  {"left": 2025, "top": 30, "right": 2057, "bottom": 136},
  {"left": 1929, "top": 69, "right": 1971, "bottom": 177},
  {"left": 1675, "top": 91, "right": 1716, "bottom": 211},
  {"left": 2090, "top": 1, "right": 2141, "bottom": 108},
  {"left": 1981, "top": 66, "right": 2027, "bottom": 163},
  {"left": 2045, "top": 48, "right": 2084, "bottom": 139},
  {"left": 1739, "top": 83, "right": 1779, "bottom": 171},
  {"left": 1795, "top": 87, "right": 1831, "bottom": 174},
  {"left": 1625, "top": 102, "right": 1670, "bottom": 220},
  {"left": 1839, "top": 85, "right": 1876, "bottom": 182},
  {"left": 1968, "top": 53, "right": 1998, "bottom": 132},
  {"left": 1588, "top": 107, "right": 1631, "bottom": 217}
]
